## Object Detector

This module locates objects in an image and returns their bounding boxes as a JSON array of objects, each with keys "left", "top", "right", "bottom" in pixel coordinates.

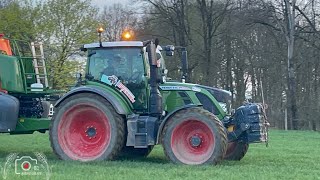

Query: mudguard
[
  {"left": 156, "top": 104, "right": 201, "bottom": 144},
  {"left": 54, "top": 86, "right": 131, "bottom": 115},
  {"left": 0, "top": 92, "right": 19, "bottom": 132}
]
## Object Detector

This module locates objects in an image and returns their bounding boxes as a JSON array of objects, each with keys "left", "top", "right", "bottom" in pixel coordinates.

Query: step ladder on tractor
[{"left": 30, "top": 42, "right": 49, "bottom": 90}]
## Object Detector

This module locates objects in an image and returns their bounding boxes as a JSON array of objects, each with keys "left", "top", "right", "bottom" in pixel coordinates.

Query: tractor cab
[
  {"left": 81, "top": 37, "right": 169, "bottom": 112},
  {"left": 83, "top": 41, "right": 150, "bottom": 111}
]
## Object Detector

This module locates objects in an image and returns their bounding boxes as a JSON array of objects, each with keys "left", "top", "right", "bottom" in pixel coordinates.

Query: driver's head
[{"left": 107, "top": 54, "right": 123, "bottom": 67}]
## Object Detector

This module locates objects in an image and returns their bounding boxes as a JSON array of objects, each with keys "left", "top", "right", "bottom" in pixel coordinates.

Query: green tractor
[
  {"left": 161, "top": 45, "right": 268, "bottom": 160},
  {"left": 49, "top": 33, "right": 269, "bottom": 164},
  {"left": 0, "top": 34, "right": 59, "bottom": 135}
]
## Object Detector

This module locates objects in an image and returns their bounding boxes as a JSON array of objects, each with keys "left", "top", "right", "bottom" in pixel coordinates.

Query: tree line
[{"left": 0, "top": 0, "right": 319, "bottom": 130}]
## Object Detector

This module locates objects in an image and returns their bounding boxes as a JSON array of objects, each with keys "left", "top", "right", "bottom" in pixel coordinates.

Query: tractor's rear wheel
[
  {"left": 161, "top": 107, "right": 227, "bottom": 165},
  {"left": 120, "top": 146, "right": 154, "bottom": 158},
  {"left": 224, "top": 141, "right": 249, "bottom": 161},
  {"left": 49, "top": 93, "right": 125, "bottom": 162}
]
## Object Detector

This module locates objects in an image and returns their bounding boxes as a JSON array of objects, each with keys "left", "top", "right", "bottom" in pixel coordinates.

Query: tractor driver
[{"left": 101, "top": 54, "right": 125, "bottom": 78}]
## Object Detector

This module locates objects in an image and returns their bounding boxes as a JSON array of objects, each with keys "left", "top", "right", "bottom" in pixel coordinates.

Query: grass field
[{"left": 0, "top": 130, "right": 319, "bottom": 180}]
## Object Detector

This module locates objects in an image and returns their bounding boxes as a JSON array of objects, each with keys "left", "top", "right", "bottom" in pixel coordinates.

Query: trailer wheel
[
  {"left": 162, "top": 107, "right": 227, "bottom": 165},
  {"left": 50, "top": 93, "right": 125, "bottom": 162},
  {"left": 120, "top": 146, "right": 154, "bottom": 158},
  {"left": 224, "top": 141, "right": 249, "bottom": 161}
]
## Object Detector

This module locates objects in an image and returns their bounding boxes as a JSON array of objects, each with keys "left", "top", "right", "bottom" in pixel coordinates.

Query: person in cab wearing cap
[{"left": 101, "top": 54, "right": 123, "bottom": 76}]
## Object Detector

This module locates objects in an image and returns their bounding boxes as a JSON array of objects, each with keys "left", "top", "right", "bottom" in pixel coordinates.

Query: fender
[
  {"left": 156, "top": 104, "right": 201, "bottom": 144},
  {"left": 55, "top": 86, "right": 131, "bottom": 115}
]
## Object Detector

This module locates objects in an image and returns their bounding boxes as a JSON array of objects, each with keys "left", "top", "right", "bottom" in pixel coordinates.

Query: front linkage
[{"left": 224, "top": 103, "right": 270, "bottom": 146}]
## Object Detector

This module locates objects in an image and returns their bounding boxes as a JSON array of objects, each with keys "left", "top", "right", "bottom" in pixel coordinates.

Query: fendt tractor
[
  {"left": 0, "top": 30, "right": 268, "bottom": 165},
  {"left": 48, "top": 29, "right": 269, "bottom": 165},
  {"left": 0, "top": 34, "right": 59, "bottom": 135}
]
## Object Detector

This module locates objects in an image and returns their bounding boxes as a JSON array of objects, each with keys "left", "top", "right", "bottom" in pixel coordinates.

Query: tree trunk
[
  {"left": 284, "top": 0, "right": 298, "bottom": 130},
  {"left": 235, "top": 59, "right": 245, "bottom": 107}
]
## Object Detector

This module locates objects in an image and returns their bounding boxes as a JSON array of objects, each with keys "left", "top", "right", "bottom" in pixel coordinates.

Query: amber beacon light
[{"left": 121, "top": 30, "right": 134, "bottom": 41}]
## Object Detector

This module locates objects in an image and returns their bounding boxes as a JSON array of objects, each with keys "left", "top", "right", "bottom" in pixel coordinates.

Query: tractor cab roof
[
  {"left": 83, "top": 41, "right": 163, "bottom": 55},
  {"left": 83, "top": 41, "right": 143, "bottom": 49}
]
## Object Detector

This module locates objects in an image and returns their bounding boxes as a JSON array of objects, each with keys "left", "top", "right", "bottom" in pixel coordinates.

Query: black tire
[
  {"left": 120, "top": 146, "right": 154, "bottom": 158},
  {"left": 224, "top": 141, "right": 249, "bottom": 161},
  {"left": 49, "top": 93, "right": 125, "bottom": 162},
  {"left": 161, "top": 107, "right": 227, "bottom": 165}
]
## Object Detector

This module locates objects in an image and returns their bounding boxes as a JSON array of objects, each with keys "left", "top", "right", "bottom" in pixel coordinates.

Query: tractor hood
[
  {"left": 160, "top": 82, "right": 232, "bottom": 114},
  {"left": 160, "top": 82, "right": 232, "bottom": 103},
  {"left": 195, "top": 85, "right": 232, "bottom": 114},
  {"left": 195, "top": 85, "right": 232, "bottom": 103}
]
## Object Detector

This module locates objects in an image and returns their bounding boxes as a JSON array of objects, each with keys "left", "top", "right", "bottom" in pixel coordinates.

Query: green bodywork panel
[
  {"left": 86, "top": 81, "right": 134, "bottom": 115},
  {"left": 11, "top": 118, "right": 51, "bottom": 134},
  {"left": 0, "top": 54, "right": 24, "bottom": 92},
  {"left": 160, "top": 82, "right": 226, "bottom": 120},
  {"left": 84, "top": 80, "right": 226, "bottom": 120}
]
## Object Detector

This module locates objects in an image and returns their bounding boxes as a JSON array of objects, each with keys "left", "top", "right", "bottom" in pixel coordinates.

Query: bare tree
[
  {"left": 138, "top": 0, "right": 198, "bottom": 81},
  {"left": 100, "top": 3, "right": 138, "bottom": 41},
  {"left": 283, "top": 0, "right": 298, "bottom": 130},
  {"left": 196, "top": 0, "right": 231, "bottom": 86}
]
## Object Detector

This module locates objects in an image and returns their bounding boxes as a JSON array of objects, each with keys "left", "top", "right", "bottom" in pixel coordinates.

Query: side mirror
[
  {"left": 166, "top": 51, "right": 174, "bottom": 56},
  {"left": 164, "top": 45, "right": 175, "bottom": 56},
  {"left": 164, "top": 45, "right": 175, "bottom": 51}
]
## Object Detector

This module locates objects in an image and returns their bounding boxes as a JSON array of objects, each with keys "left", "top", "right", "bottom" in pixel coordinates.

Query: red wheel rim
[
  {"left": 171, "top": 119, "right": 215, "bottom": 164},
  {"left": 58, "top": 103, "right": 111, "bottom": 161}
]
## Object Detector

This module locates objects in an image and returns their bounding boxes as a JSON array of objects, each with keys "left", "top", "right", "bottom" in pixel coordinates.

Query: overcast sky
[{"left": 91, "top": 0, "right": 130, "bottom": 8}]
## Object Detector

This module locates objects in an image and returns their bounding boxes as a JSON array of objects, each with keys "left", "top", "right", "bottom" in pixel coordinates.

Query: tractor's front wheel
[
  {"left": 50, "top": 93, "right": 125, "bottom": 162},
  {"left": 224, "top": 141, "right": 249, "bottom": 161},
  {"left": 161, "top": 107, "right": 227, "bottom": 165}
]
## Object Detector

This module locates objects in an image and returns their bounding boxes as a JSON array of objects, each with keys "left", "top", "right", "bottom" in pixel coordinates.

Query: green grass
[{"left": 0, "top": 130, "right": 319, "bottom": 180}]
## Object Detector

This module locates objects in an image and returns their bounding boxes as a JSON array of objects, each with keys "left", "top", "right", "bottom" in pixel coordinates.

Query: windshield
[
  {"left": 87, "top": 47, "right": 145, "bottom": 83},
  {"left": 87, "top": 47, "right": 148, "bottom": 111}
]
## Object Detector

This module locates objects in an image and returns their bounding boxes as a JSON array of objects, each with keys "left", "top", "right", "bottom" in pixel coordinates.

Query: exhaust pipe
[{"left": 146, "top": 41, "right": 162, "bottom": 117}]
